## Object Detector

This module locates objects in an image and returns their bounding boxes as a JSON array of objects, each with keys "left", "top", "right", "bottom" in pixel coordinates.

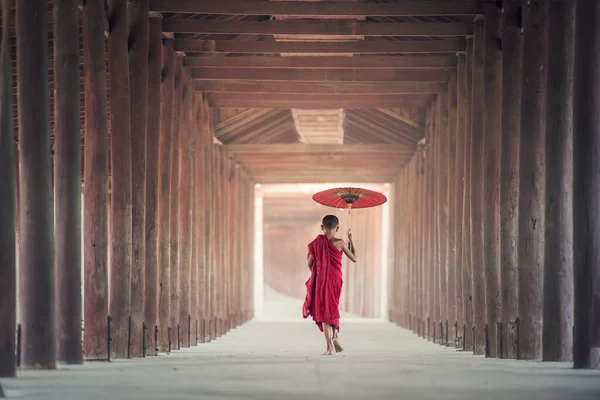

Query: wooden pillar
[
  {"left": 169, "top": 57, "right": 183, "bottom": 339},
  {"left": 425, "top": 109, "right": 434, "bottom": 336},
  {"left": 178, "top": 73, "right": 193, "bottom": 348},
  {"left": 438, "top": 90, "right": 449, "bottom": 339},
  {"left": 54, "top": 0, "right": 82, "bottom": 365},
  {"left": 17, "top": 0, "right": 56, "bottom": 369},
  {"left": 431, "top": 103, "right": 440, "bottom": 331},
  {"left": 128, "top": 0, "right": 149, "bottom": 358},
  {"left": 108, "top": 0, "right": 133, "bottom": 359},
  {"left": 454, "top": 54, "right": 467, "bottom": 336},
  {"left": 500, "top": 0, "right": 523, "bottom": 360},
  {"left": 144, "top": 18, "right": 162, "bottom": 356},
  {"left": 207, "top": 107, "right": 217, "bottom": 341},
  {"left": 0, "top": 0, "right": 16, "bottom": 377},
  {"left": 518, "top": 0, "right": 548, "bottom": 361},
  {"left": 572, "top": 0, "right": 600, "bottom": 370},
  {"left": 542, "top": 0, "right": 575, "bottom": 362},
  {"left": 462, "top": 37, "right": 474, "bottom": 350},
  {"left": 157, "top": 38, "right": 174, "bottom": 351},
  {"left": 196, "top": 94, "right": 206, "bottom": 343},
  {"left": 482, "top": 3, "right": 503, "bottom": 358},
  {"left": 189, "top": 93, "right": 198, "bottom": 346},
  {"left": 83, "top": 0, "right": 109, "bottom": 360},
  {"left": 470, "top": 18, "right": 486, "bottom": 354},
  {"left": 447, "top": 74, "right": 458, "bottom": 343}
]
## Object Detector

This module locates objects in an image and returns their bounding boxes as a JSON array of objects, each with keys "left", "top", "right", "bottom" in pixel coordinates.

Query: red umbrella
[{"left": 312, "top": 187, "right": 387, "bottom": 209}]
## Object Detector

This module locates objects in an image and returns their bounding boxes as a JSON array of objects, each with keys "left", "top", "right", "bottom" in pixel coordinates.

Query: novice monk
[{"left": 303, "top": 215, "right": 357, "bottom": 355}]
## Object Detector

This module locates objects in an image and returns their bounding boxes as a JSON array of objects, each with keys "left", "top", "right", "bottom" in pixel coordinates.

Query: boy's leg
[
  {"left": 333, "top": 327, "right": 344, "bottom": 353},
  {"left": 322, "top": 324, "right": 334, "bottom": 355}
]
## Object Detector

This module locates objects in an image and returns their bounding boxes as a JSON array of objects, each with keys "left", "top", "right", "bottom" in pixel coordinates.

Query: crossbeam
[
  {"left": 192, "top": 68, "right": 450, "bottom": 83},
  {"left": 151, "top": 0, "right": 484, "bottom": 16},
  {"left": 208, "top": 93, "right": 433, "bottom": 109},
  {"left": 174, "top": 39, "right": 467, "bottom": 54},
  {"left": 197, "top": 80, "right": 445, "bottom": 94},
  {"left": 184, "top": 55, "right": 457, "bottom": 69},
  {"left": 163, "top": 20, "right": 472, "bottom": 37},
  {"left": 221, "top": 143, "right": 413, "bottom": 154}
]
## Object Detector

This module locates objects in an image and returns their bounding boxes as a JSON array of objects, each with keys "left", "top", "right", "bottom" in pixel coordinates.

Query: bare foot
[
  {"left": 333, "top": 339, "right": 344, "bottom": 353},
  {"left": 322, "top": 348, "right": 334, "bottom": 355}
]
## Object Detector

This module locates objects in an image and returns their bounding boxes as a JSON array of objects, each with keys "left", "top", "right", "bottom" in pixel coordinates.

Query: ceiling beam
[
  {"left": 221, "top": 143, "right": 413, "bottom": 154},
  {"left": 208, "top": 93, "right": 435, "bottom": 110},
  {"left": 163, "top": 19, "right": 472, "bottom": 37},
  {"left": 174, "top": 39, "right": 467, "bottom": 54},
  {"left": 192, "top": 68, "right": 450, "bottom": 82},
  {"left": 151, "top": 0, "right": 484, "bottom": 16},
  {"left": 184, "top": 55, "right": 457, "bottom": 69},
  {"left": 251, "top": 174, "right": 397, "bottom": 184},
  {"left": 197, "top": 81, "right": 444, "bottom": 94}
]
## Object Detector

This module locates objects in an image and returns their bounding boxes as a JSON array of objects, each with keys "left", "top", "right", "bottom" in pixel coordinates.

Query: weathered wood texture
[
  {"left": 543, "top": 0, "right": 575, "bottom": 363},
  {"left": 54, "top": 0, "right": 82, "bottom": 365},
  {"left": 83, "top": 0, "right": 109, "bottom": 361},
  {"left": 128, "top": 0, "right": 149, "bottom": 359},
  {"left": 169, "top": 57, "right": 183, "bottom": 339},
  {"left": 108, "top": 0, "right": 133, "bottom": 360},
  {"left": 518, "top": 0, "right": 548, "bottom": 361},
  {"left": 500, "top": 0, "right": 522, "bottom": 360},
  {"left": 482, "top": 4, "right": 502, "bottom": 358},
  {"left": 178, "top": 73, "right": 193, "bottom": 347},
  {"left": 17, "top": 0, "right": 56, "bottom": 369},
  {"left": 447, "top": 73, "right": 458, "bottom": 343},
  {"left": 157, "top": 39, "right": 174, "bottom": 351},
  {"left": 0, "top": 0, "right": 16, "bottom": 378},
  {"left": 144, "top": 18, "right": 162, "bottom": 356},
  {"left": 572, "top": 0, "right": 600, "bottom": 370},
  {"left": 189, "top": 92, "right": 198, "bottom": 346},
  {"left": 469, "top": 19, "right": 486, "bottom": 354}
]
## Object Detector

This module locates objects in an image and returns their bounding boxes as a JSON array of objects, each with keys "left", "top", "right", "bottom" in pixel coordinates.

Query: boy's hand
[{"left": 347, "top": 230, "right": 353, "bottom": 241}]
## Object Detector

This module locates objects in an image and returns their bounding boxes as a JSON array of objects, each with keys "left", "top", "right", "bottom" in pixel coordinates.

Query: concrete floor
[{"left": 1, "top": 319, "right": 600, "bottom": 400}]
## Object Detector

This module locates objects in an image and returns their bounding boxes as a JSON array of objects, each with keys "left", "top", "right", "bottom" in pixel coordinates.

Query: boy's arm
[
  {"left": 308, "top": 254, "right": 315, "bottom": 271},
  {"left": 342, "top": 233, "right": 357, "bottom": 263}
]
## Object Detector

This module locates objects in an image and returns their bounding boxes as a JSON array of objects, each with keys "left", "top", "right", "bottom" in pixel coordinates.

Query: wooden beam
[
  {"left": 197, "top": 81, "right": 444, "bottom": 94},
  {"left": 163, "top": 19, "right": 472, "bottom": 37},
  {"left": 151, "top": 0, "right": 483, "bottom": 17},
  {"left": 251, "top": 173, "right": 396, "bottom": 184},
  {"left": 175, "top": 39, "right": 467, "bottom": 54},
  {"left": 221, "top": 143, "right": 412, "bottom": 154},
  {"left": 192, "top": 68, "right": 451, "bottom": 83},
  {"left": 208, "top": 93, "right": 432, "bottom": 109},
  {"left": 185, "top": 55, "right": 457, "bottom": 69}
]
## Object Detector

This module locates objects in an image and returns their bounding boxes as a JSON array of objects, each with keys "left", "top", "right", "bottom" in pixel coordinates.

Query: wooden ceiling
[{"left": 4, "top": 1, "right": 480, "bottom": 184}]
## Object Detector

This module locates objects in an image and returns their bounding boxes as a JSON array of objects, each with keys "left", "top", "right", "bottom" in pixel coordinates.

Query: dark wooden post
[
  {"left": 462, "top": 37, "right": 474, "bottom": 350},
  {"left": 144, "top": 18, "right": 162, "bottom": 356},
  {"left": 500, "top": 0, "right": 523, "bottom": 360},
  {"left": 196, "top": 93, "right": 207, "bottom": 343},
  {"left": 169, "top": 56, "right": 183, "bottom": 337},
  {"left": 54, "top": 0, "right": 82, "bottom": 365},
  {"left": 454, "top": 54, "right": 467, "bottom": 334},
  {"left": 83, "top": 0, "right": 109, "bottom": 360},
  {"left": 438, "top": 89, "right": 449, "bottom": 337},
  {"left": 178, "top": 73, "right": 193, "bottom": 348},
  {"left": 518, "top": 0, "right": 548, "bottom": 361},
  {"left": 482, "top": 3, "right": 503, "bottom": 358},
  {"left": 470, "top": 18, "right": 486, "bottom": 354},
  {"left": 17, "top": 0, "right": 56, "bottom": 369},
  {"left": 207, "top": 105, "right": 217, "bottom": 341},
  {"left": 0, "top": 0, "right": 16, "bottom": 378},
  {"left": 572, "top": 0, "right": 600, "bottom": 370},
  {"left": 157, "top": 38, "right": 175, "bottom": 351},
  {"left": 542, "top": 0, "right": 575, "bottom": 363},
  {"left": 108, "top": 0, "right": 133, "bottom": 360},
  {"left": 431, "top": 103, "right": 440, "bottom": 330},
  {"left": 128, "top": 0, "right": 149, "bottom": 358},
  {"left": 189, "top": 92, "right": 198, "bottom": 346},
  {"left": 425, "top": 108, "right": 434, "bottom": 335},
  {"left": 447, "top": 74, "right": 458, "bottom": 343}
]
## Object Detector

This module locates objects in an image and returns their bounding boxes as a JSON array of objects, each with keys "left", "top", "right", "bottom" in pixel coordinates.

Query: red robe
[{"left": 302, "top": 235, "right": 343, "bottom": 332}]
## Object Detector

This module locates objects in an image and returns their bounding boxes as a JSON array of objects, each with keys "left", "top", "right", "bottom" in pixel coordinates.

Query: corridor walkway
[{"left": 2, "top": 320, "right": 599, "bottom": 400}]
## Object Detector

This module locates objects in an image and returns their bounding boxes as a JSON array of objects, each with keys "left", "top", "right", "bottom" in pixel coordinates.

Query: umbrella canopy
[{"left": 312, "top": 187, "right": 387, "bottom": 209}]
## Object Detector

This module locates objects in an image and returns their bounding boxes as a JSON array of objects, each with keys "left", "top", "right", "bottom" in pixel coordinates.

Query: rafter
[
  {"left": 221, "top": 143, "right": 413, "bottom": 154},
  {"left": 197, "top": 81, "right": 444, "bottom": 94},
  {"left": 163, "top": 19, "right": 472, "bottom": 37},
  {"left": 151, "top": 0, "right": 484, "bottom": 17},
  {"left": 184, "top": 55, "right": 457, "bottom": 69},
  {"left": 174, "top": 39, "right": 467, "bottom": 54}
]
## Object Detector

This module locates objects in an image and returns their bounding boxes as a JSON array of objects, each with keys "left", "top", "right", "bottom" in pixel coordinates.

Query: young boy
[{"left": 302, "top": 215, "right": 357, "bottom": 355}]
